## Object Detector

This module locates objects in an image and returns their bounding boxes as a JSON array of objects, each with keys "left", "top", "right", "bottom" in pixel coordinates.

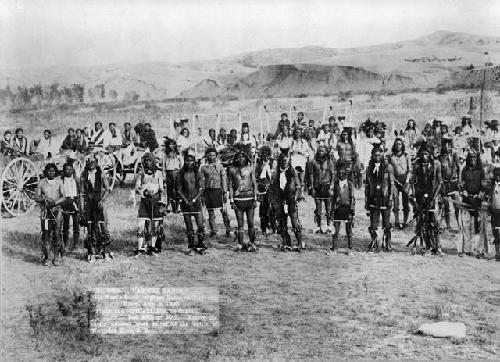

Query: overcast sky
[{"left": 1, "top": 0, "right": 500, "bottom": 69}]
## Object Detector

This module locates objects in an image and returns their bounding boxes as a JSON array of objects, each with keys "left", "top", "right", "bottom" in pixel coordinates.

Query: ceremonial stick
[
  {"left": 264, "top": 106, "right": 271, "bottom": 135},
  {"left": 258, "top": 107, "right": 263, "bottom": 144},
  {"left": 191, "top": 113, "right": 197, "bottom": 155},
  {"left": 321, "top": 105, "right": 328, "bottom": 125},
  {"left": 349, "top": 100, "right": 353, "bottom": 127},
  {"left": 215, "top": 113, "right": 221, "bottom": 136},
  {"left": 169, "top": 114, "right": 174, "bottom": 139}
]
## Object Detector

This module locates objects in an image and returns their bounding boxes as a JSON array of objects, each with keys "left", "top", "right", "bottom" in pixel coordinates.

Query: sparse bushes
[
  {"left": 295, "top": 93, "right": 309, "bottom": 98},
  {"left": 25, "top": 289, "right": 102, "bottom": 355}
]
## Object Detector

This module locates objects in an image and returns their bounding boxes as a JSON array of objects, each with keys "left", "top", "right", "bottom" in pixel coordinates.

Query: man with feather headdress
[{"left": 135, "top": 152, "right": 164, "bottom": 256}]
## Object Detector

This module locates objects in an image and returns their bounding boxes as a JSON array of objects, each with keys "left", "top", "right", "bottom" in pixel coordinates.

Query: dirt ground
[{"left": 1, "top": 185, "right": 499, "bottom": 361}]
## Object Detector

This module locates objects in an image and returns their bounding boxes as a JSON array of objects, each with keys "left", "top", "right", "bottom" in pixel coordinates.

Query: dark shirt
[{"left": 140, "top": 129, "right": 159, "bottom": 151}]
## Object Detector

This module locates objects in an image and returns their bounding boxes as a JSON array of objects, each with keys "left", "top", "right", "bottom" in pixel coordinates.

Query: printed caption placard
[{"left": 90, "top": 287, "right": 219, "bottom": 334}]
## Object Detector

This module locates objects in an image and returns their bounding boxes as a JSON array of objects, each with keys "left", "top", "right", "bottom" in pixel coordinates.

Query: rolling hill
[
  {"left": 1, "top": 30, "right": 499, "bottom": 103},
  {"left": 179, "top": 64, "right": 417, "bottom": 99}
]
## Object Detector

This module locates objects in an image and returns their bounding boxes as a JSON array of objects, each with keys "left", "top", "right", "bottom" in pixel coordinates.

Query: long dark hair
[
  {"left": 440, "top": 139, "right": 453, "bottom": 156},
  {"left": 391, "top": 138, "right": 405, "bottom": 154},
  {"left": 82, "top": 159, "right": 102, "bottom": 191},
  {"left": 164, "top": 138, "right": 178, "bottom": 155},
  {"left": 61, "top": 162, "right": 76, "bottom": 180},
  {"left": 465, "top": 151, "right": 482, "bottom": 171},
  {"left": 405, "top": 119, "right": 416, "bottom": 131}
]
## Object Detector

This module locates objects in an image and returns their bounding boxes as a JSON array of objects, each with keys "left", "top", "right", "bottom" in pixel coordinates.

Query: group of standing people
[{"left": 30, "top": 111, "right": 500, "bottom": 265}]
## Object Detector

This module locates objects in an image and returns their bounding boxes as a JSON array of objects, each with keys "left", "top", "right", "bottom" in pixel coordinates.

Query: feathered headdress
[
  {"left": 258, "top": 145, "right": 272, "bottom": 158},
  {"left": 142, "top": 152, "right": 157, "bottom": 170},
  {"left": 359, "top": 118, "right": 386, "bottom": 136},
  {"left": 220, "top": 143, "right": 253, "bottom": 165}
]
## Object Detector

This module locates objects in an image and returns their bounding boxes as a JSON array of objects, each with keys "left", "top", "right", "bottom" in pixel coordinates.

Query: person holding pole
[
  {"left": 201, "top": 147, "right": 231, "bottom": 238},
  {"left": 35, "top": 163, "right": 65, "bottom": 266}
]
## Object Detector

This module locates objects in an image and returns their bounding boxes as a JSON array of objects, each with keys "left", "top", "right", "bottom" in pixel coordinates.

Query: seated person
[
  {"left": 119, "top": 122, "right": 138, "bottom": 166},
  {"left": 61, "top": 128, "right": 78, "bottom": 153},
  {"left": 1, "top": 130, "right": 14, "bottom": 156},
  {"left": 75, "top": 128, "right": 89, "bottom": 154},
  {"left": 13, "top": 128, "right": 29, "bottom": 156},
  {"left": 32, "top": 129, "right": 58, "bottom": 161},
  {"left": 139, "top": 123, "right": 158, "bottom": 152},
  {"left": 103, "top": 122, "right": 123, "bottom": 152}
]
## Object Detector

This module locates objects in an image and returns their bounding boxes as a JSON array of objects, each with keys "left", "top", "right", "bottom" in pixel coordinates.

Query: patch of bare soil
[{"left": 1, "top": 188, "right": 499, "bottom": 361}]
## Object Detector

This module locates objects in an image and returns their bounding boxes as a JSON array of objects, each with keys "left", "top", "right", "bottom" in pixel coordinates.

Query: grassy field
[
  {"left": 1, "top": 185, "right": 499, "bottom": 361},
  {"left": 3, "top": 89, "right": 500, "bottom": 141},
  {"left": 2, "top": 91, "right": 500, "bottom": 361}
]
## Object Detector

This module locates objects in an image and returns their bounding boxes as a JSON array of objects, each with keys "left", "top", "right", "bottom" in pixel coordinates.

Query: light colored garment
[
  {"left": 164, "top": 154, "right": 183, "bottom": 171},
  {"left": 136, "top": 170, "right": 164, "bottom": 197},
  {"left": 119, "top": 143, "right": 137, "bottom": 166},
  {"left": 62, "top": 177, "right": 78, "bottom": 197},
  {"left": 176, "top": 135, "right": 191, "bottom": 152},
  {"left": 37, "top": 137, "right": 59, "bottom": 158},
  {"left": 238, "top": 134, "right": 257, "bottom": 149},
  {"left": 290, "top": 139, "right": 311, "bottom": 170},
  {"left": 457, "top": 208, "right": 489, "bottom": 254},
  {"left": 357, "top": 136, "right": 380, "bottom": 167},
  {"left": 279, "top": 167, "right": 288, "bottom": 190},
  {"left": 277, "top": 137, "right": 293, "bottom": 150},
  {"left": 259, "top": 162, "right": 272, "bottom": 179},
  {"left": 88, "top": 170, "right": 96, "bottom": 188},
  {"left": 102, "top": 129, "right": 123, "bottom": 148},
  {"left": 90, "top": 128, "right": 105, "bottom": 145}
]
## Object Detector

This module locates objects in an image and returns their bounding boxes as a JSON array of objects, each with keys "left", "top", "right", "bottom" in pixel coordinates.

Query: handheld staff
[
  {"left": 349, "top": 99, "right": 353, "bottom": 125},
  {"left": 192, "top": 114, "right": 198, "bottom": 155},
  {"left": 264, "top": 106, "right": 271, "bottom": 135},
  {"left": 215, "top": 113, "right": 221, "bottom": 136},
  {"left": 321, "top": 105, "right": 328, "bottom": 125},
  {"left": 258, "top": 107, "right": 264, "bottom": 144},
  {"left": 169, "top": 114, "right": 174, "bottom": 139}
]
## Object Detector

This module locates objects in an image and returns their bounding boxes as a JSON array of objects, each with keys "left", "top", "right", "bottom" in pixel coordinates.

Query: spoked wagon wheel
[{"left": 1, "top": 157, "right": 40, "bottom": 217}]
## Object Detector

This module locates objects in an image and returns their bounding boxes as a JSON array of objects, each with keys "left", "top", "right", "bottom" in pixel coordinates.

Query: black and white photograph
[{"left": 1, "top": 0, "right": 500, "bottom": 360}]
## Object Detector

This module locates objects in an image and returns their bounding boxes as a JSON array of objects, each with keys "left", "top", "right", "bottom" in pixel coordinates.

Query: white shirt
[
  {"left": 103, "top": 129, "right": 122, "bottom": 148},
  {"left": 238, "top": 134, "right": 257, "bottom": 148},
  {"left": 88, "top": 170, "right": 96, "bottom": 188},
  {"left": 38, "top": 137, "right": 59, "bottom": 158},
  {"left": 62, "top": 177, "right": 78, "bottom": 197},
  {"left": 259, "top": 162, "right": 272, "bottom": 180},
  {"left": 358, "top": 136, "right": 380, "bottom": 166},
  {"left": 176, "top": 135, "right": 191, "bottom": 152}
]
